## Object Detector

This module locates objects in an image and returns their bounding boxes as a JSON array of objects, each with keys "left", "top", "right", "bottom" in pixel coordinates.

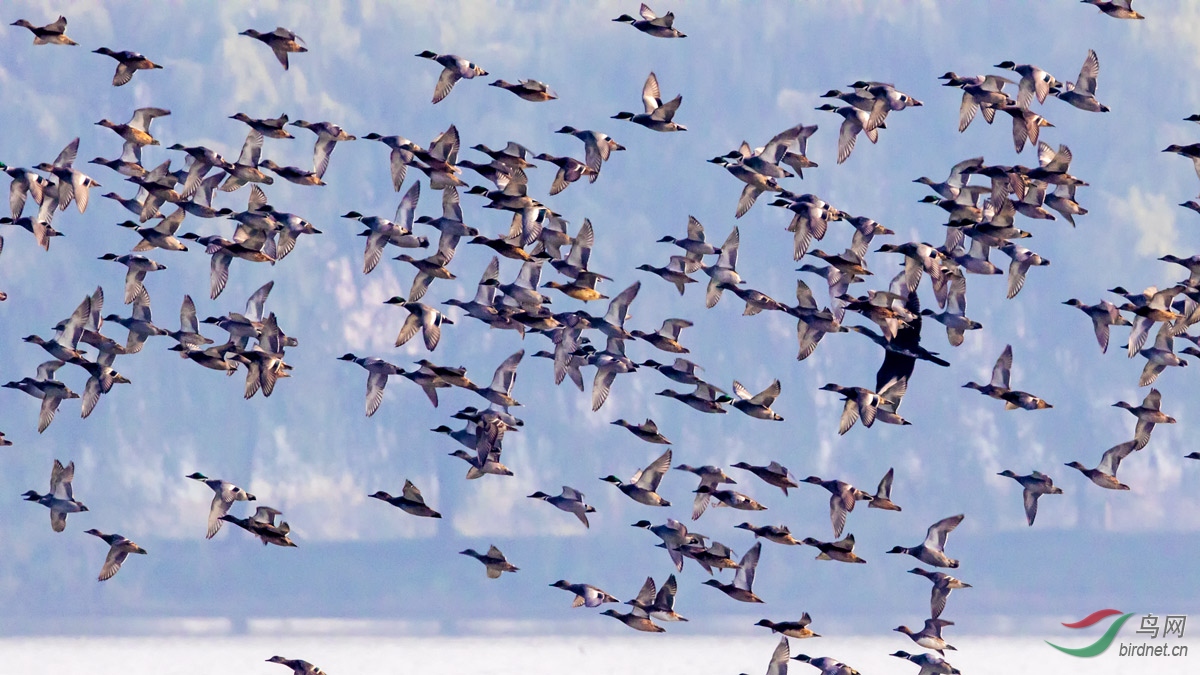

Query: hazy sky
[{"left": 2, "top": 0, "right": 1199, "bottom": 639}]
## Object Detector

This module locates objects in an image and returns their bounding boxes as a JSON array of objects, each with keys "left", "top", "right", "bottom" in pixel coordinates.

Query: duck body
[
  {"left": 93, "top": 48, "right": 162, "bottom": 86},
  {"left": 241, "top": 27, "right": 307, "bottom": 70},
  {"left": 12, "top": 16, "right": 77, "bottom": 45},
  {"left": 613, "top": 5, "right": 686, "bottom": 38}
]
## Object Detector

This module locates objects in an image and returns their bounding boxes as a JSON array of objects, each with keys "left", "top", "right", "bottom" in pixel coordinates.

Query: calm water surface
[{"left": 1, "top": 634, "right": 1194, "bottom": 674}]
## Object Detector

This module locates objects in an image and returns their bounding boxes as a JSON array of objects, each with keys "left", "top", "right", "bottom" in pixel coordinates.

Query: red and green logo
[{"left": 1046, "top": 609, "right": 1134, "bottom": 657}]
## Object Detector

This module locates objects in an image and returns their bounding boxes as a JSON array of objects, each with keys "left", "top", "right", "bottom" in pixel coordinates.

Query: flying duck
[
  {"left": 416, "top": 51, "right": 488, "bottom": 103},
  {"left": 1055, "top": 49, "right": 1109, "bottom": 112},
  {"left": 1115, "top": 388, "right": 1174, "bottom": 449},
  {"left": 802, "top": 534, "right": 867, "bottom": 564},
  {"left": 11, "top": 15, "right": 77, "bottom": 45},
  {"left": 908, "top": 568, "right": 971, "bottom": 620},
  {"left": 703, "top": 541, "right": 764, "bottom": 602},
  {"left": 85, "top": 529, "right": 147, "bottom": 581},
  {"left": 266, "top": 656, "right": 326, "bottom": 674},
  {"left": 528, "top": 486, "right": 596, "bottom": 527},
  {"left": 1081, "top": 0, "right": 1144, "bottom": 20},
  {"left": 625, "top": 574, "right": 688, "bottom": 622},
  {"left": 731, "top": 379, "right": 784, "bottom": 420},
  {"left": 887, "top": 514, "right": 964, "bottom": 568},
  {"left": 997, "top": 470, "right": 1063, "bottom": 525},
  {"left": 613, "top": 5, "right": 686, "bottom": 38},
  {"left": 93, "top": 48, "right": 162, "bottom": 86},
  {"left": 459, "top": 545, "right": 518, "bottom": 578},
  {"left": 221, "top": 507, "right": 296, "bottom": 547},
  {"left": 490, "top": 79, "right": 558, "bottom": 102},
  {"left": 868, "top": 468, "right": 902, "bottom": 511},
  {"left": 387, "top": 298, "right": 453, "bottom": 352},
  {"left": 892, "top": 651, "right": 959, "bottom": 675},
  {"left": 613, "top": 72, "right": 686, "bottom": 132},
  {"left": 602, "top": 449, "right": 672, "bottom": 506},
  {"left": 611, "top": 419, "right": 672, "bottom": 444},
  {"left": 553, "top": 127, "right": 625, "bottom": 182},
  {"left": 22, "top": 459, "right": 88, "bottom": 532},
  {"left": 731, "top": 461, "right": 799, "bottom": 495},
  {"left": 735, "top": 523, "right": 801, "bottom": 546},
  {"left": 756, "top": 616, "right": 820, "bottom": 639},
  {"left": 1063, "top": 299, "right": 1131, "bottom": 353},
  {"left": 370, "top": 480, "right": 442, "bottom": 518},
  {"left": 600, "top": 608, "right": 666, "bottom": 632},
  {"left": 241, "top": 27, "right": 307, "bottom": 70},
  {"left": 1065, "top": 440, "right": 1137, "bottom": 490},
  {"left": 187, "top": 472, "right": 256, "bottom": 539},
  {"left": 895, "top": 618, "right": 956, "bottom": 656},
  {"left": 550, "top": 580, "right": 619, "bottom": 608}
]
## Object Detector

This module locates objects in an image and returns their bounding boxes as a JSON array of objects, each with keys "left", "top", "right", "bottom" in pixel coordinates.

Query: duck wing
[
  {"left": 98, "top": 546, "right": 130, "bottom": 581},
  {"left": 207, "top": 488, "right": 236, "bottom": 538},
  {"left": 38, "top": 393, "right": 65, "bottom": 434},
  {"left": 875, "top": 467, "right": 895, "bottom": 500},
  {"left": 365, "top": 370, "right": 390, "bottom": 417},
  {"left": 394, "top": 312, "right": 421, "bottom": 348},
  {"left": 733, "top": 541, "right": 761, "bottom": 591},
  {"left": 836, "top": 398, "right": 860, "bottom": 435},
  {"left": 432, "top": 66, "right": 463, "bottom": 104},
  {"left": 923, "top": 514, "right": 964, "bottom": 552},
  {"left": 1076, "top": 50, "right": 1099, "bottom": 96},
  {"left": 1091, "top": 313, "right": 1111, "bottom": 353},
  {"left": 958, "top": 92, "right": 981, "bottom": 132},
  {"left": 1142, "top": 388, "right": 1163, "bottom": 410},
  {"left": 489, "top": 350, "right": 524, "bottom": 393},
  {"left": 642, "top": 72, "right": 662, "bottom": 113},
  {"left": 990, "top": 344, "right": 1013, "bottom": 388},
  {"left": 592, "top": 366, "right": 617, "bottom": 412},
  {"left": 236, "top": 130, "right": 264, "bottom": 167},
  {"left": 829, "top": 491, "right": 849, "bottom": 537},
  {"left": 51, "top": 459, "right": 74, "bottom": 500},
  {"left": 750, "top": 379, "right": 781, "bottom": 406},
  {"left": 631, "top": 576, "right": 657, "bottom": 612},
  {"left": 269, "top": 42, "right": 292, "bottom": 70},
  {"left": 836, "top": 115, "right": 861, "bottom": 164},
  {"left": 652, "top": 95, "right": 682, "bottom": 123},
  {"left": 635, "top": 449, "right": 672, "bottom": 492},
  {"left": 1098, "top": 440, "right": 1137, "bottom": 476},
  {"left": 655, "top": 574, "right": 679, "bottom": 611},
  {"left": 604, "top": 281, "right": 641, "bottom": 327},
  {"left": 766, "top": 636, "right": 790, "bottom": 675},
  {"left": 54, "top": 138, "right": 80, "bottom": 169},
  {"left": 1021, "top": 487, "right": 1040, "bottom": 526}
]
